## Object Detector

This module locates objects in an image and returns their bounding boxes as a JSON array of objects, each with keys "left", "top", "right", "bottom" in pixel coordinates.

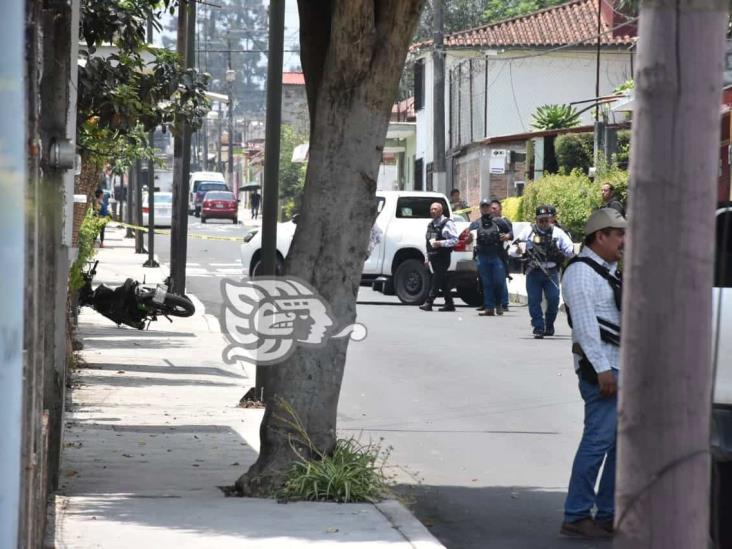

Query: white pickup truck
[
  {"left": 713, "top": 203, "right": 732, "bottom": 543},
  {"left": 239, "top": 191, "right": 481, "bottom": 306}
]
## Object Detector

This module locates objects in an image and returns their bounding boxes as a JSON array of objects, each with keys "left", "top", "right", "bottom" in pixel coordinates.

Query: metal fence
[{"left": 448, "top": 56, "right": 489, "bottom": 151}]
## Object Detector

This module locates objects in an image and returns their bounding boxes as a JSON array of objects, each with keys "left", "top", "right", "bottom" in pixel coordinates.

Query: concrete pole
[
  {"left": 615, "top": 1, "right": 728, "bottom": 546},
  {"left": 260, "top": 0, "right": 285, "bottom": 276},
  {"left": 251, "top": 0, "right": 285, "bottom": 400},
  {"left": 0, "top": 0, "right": 25, "bottom": 544},
  {"left": 134, "top": 160, "right": 144, "bottom": 253},
  {"left": 170, "top": 0, "right": 195, "bottom": 295},
  {"left": 431, "top": 0, "right": 447, "bottom": 194}
]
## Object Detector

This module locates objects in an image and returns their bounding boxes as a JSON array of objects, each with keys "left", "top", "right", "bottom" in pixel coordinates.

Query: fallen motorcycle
[{"left": 78, "top": 261, "right": 195, "bottom": 329}]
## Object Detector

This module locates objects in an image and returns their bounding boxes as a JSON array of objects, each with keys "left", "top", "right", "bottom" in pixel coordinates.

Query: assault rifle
[{"left": 511, "top": 238, "right": 560, "bottom": 290}]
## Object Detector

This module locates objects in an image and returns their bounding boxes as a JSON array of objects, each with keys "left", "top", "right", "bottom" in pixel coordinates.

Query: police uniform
[
  {"left": 510, "top": 205, "right": 574, "bottom": 338},
  {"left": 469, "top": 207, "right": 511, "bottom": 315},
  {"left": 421, "top": 215, "right": 459, "bottom": 311}
]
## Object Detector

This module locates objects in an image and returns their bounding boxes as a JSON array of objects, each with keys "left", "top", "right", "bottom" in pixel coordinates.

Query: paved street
[{"left": 148, "top": 219, "right": 608, "bottom": 549}]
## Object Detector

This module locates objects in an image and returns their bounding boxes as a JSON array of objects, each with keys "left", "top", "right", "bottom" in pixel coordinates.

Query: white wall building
[{"left": 410, "top": 0, "right": 636, "bottom": 198}]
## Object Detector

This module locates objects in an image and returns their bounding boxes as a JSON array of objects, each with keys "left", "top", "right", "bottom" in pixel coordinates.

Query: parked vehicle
[
  {"left": 78, "top": 261, "right": 195, "bottom": 330},
  {"left": 201, "top": 190, "right": 238, "bottom": 224},
  {"left": 142, "top": 191, "right": 173, "bottom": 227},
  {"left": 712, "top": 202, "right": 732, "bottom": 546},
  {"left": 188, "top": 171, "right": 227, "bottom": 216},
  {"left": 240, "top": 191, "right": 480, "bottom": 305}
]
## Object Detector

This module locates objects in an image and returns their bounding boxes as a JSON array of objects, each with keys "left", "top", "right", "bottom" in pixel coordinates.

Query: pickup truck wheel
[
  {"left": 456, "top": 281, "right": 483, "bottom": 307},
  {"left": 394, "top": 259, "right": 430, "bottom": 305}
]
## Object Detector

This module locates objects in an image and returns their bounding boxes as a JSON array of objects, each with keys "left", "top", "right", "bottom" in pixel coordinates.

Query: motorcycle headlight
[{"left": 243, "top": 230, "right": 258, "bottom": 243}]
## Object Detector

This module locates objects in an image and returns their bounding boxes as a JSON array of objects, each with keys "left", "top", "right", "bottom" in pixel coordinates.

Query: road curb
[{"left": 373, "top": 499, "right": 446, "bottom": 549}]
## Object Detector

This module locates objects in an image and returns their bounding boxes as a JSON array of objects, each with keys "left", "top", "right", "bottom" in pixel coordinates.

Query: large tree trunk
[
  {"left": 236, "top": 0, "right": 423, "bottom": 495},
  {"left": 614, "top": 1, "right": 728, "bottom": 547}
]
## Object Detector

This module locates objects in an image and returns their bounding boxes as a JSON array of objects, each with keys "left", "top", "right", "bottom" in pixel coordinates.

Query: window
[
  {"left": 414, "top": 59, "right": 424, "bottom": 111},
  {"left": 414, "top": 158, "right": 423, "bottom": 191},
  {"left": 715, "top": 208, "right": 732, "bottom": 287},
  {"left": 204, "top": 191, "right": 235, "bottom": 200},
  {"left": 396, "top": 196, "right": 448, "bottom": 219},
  {"left": 426, "top": 162, "right": 433, "bottom": 192}
]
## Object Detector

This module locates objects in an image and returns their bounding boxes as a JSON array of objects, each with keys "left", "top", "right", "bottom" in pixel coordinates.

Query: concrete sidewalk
[{"left": 50, "top": 226, "right": 443, "bottom": 548}]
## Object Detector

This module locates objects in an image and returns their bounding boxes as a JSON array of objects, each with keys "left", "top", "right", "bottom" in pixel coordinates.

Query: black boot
[
  {"left": 419, "top": 300, "right": 433, "bottom": 311},
  {"left": 533, "top": 327, "right": 545, "bottom": 339},
  {"left": 439, "top": 302, "right": 455, "bottom": 312}
]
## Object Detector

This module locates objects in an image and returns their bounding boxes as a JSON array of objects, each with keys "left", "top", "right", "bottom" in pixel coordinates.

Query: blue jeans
[
  {"left": 501, "top": 273, "right": 509, "bottom": 308},
  {"left": 476, "top": 254, "right": 505, "bottom": 310},
  {"left": 525, "top": 268, "right": 560, "bottom": 330},
  {"left": 564, "top": 372, "right": 618, "bottom": 523}
]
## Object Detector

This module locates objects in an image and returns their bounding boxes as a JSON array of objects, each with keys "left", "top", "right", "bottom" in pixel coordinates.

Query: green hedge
[
  {"left": 555, "top": 133, "right": 593, "bottom": 174},
  {"left": 501, "top": 196, "right": 523, "bottom": 222},
  {"left": 518, "top": 168, "right": 628, "bottom": 240}
]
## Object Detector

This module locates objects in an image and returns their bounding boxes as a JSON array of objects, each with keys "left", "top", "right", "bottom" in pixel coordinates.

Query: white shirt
[
  {"left": 561, "top": 247, "right": 621, "bottom": 373},
  {"left": 509, "top": 223, "right": 574, "bottom": 268}
]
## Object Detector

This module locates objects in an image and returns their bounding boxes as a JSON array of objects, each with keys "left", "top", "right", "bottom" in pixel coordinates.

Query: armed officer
[
  {"left": 469, "top": 198, "right": 512, "bottom": 316},
  {"left": 510, "top": 205, "right": 574, "bottom": 338},
  {"left": 420, "top": 202, "right": 459, "bottom": 312},
  {"left": 560, "top": 208, "right": 625, "bottom": 539}
]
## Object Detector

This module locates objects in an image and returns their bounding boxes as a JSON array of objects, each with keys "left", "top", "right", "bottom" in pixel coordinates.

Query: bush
[
  {"left": 69, "top": 207, "right": 108, "bottom": 290},
  {"left": 501, "top": 196, "right": 523, "bottom": 222},
  {"left": 276, "top": 399, "right": 392, "bottom": 503},
  {"left": 555, "top": 133, "right": 593, "bottom": 174},
  {"left": 615, "top": 130, "right": 631, "bottom": 170},
  {"left": 520, "top": 168, "right": 628, "bottom": 240},
  {"left": 279, "top": 437, "right": 391, "bottom": 503}
]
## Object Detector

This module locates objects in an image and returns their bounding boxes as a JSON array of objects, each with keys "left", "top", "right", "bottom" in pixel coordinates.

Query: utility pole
[
  {"left": 226, "top": 42, "right": 236, "bottom": 190},
  {"left": 614, "top": 1, "right": 728, "bottom": 547},
  {"left": 169, "top": 0, "right": 195, "bottom": 295},
  {"left": 144, "top": 18, "right": 158, "bottom": 268},
  {"left": 202, "top": 115, "right": 209, "bottom": 170},
  {"left": 125, "top": 166, "right": 135, "bottom": 237},
  {"left": 0, "top": 0, "right": 25, "bottom": 544},
  {"left": 248, "top": 0, "right": 284, "bottom": 402},
  {"left": 592, "top": 0, "right": 604, "bottom": 163},
  {"left": 217, "top": 102, "right": 223, "bottom": 171},
  {"left": 134, "top": 161, "right": 144, "bottom": 253},
  {"left": 432, "top": 0, "right": 447, "bottom": 194}
]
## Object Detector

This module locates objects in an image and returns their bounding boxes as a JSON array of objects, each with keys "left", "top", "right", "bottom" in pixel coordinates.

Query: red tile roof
[
  {"left": 413, "top": 0, "right": 636, "bottom": 51},
  {"left": 282, "top": 72, "right": 305, "bottom": 85}
]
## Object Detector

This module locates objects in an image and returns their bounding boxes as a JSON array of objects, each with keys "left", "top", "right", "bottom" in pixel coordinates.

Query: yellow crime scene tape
[
  {"left": 453, "top": 206, "right": 478, "bottom": 215},
  {"left": 113, "top": 222, "right": 245, "bottom": 242}
]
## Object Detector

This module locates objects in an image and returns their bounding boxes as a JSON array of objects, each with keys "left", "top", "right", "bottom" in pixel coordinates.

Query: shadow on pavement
[
  {"left": 395, "top": 483, "right": 612, "bottom": 549},
  {"left": 77, "top": 362, "right": 245, "bottom": 379},
  {"left": 74, "top": 373, "right": 240, "bottom": 388}
]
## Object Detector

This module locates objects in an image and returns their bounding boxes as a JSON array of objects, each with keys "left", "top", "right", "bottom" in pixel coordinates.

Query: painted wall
[
  {"left": 483, "top": 49, "right": 632, "bottom": 137},
  {"left": 416, "top": 47, "right": 633, "bottom": 187}
]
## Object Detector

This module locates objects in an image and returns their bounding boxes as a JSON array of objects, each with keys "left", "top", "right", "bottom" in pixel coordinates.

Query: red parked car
[{"left": 201, "top": 190, "right": 238, "bottom": 224}]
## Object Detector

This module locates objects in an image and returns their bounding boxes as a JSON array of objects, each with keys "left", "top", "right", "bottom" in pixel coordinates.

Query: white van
[{"left": 188, "top": 171, "right": 227, "bottom": 216}]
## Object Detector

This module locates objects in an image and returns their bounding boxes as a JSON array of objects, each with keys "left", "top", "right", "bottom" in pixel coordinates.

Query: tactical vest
[
  {"left": 563, "top": 256, "right": 622, "bottom": 346},
  {"left": 530, "top": 225, "right": 567, "bottom": 266},
  {"left": 476, "top": 217, "right": 501, "bottom": 254},
  {"left": 426, "top": 217, "right": 451, "bottom": 259},
  {"left": 563, "top": 256, "right": 622, "bottom": 383}
]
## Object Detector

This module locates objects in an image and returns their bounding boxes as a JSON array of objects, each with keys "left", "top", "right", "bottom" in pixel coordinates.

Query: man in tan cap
[{"left": 560, "top": 207, "right": 626, "bottom": 539}]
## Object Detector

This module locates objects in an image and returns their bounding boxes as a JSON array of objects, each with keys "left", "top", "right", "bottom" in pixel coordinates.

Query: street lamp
[{"left": 226, "top": 69, "right": 235, "bottom": 190}]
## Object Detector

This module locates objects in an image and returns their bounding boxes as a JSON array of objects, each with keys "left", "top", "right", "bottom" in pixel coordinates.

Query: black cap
[
  {"left": 535, "top": 205, "right": 553, "bottom": 217},
  {"left": 480, "top": 197, "right": 491, "bottom": 206}
]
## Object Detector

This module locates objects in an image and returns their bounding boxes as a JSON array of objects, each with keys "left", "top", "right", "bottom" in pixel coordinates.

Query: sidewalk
[{"left": 50, "top": 226, "right": 443, "bottom": 548}]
